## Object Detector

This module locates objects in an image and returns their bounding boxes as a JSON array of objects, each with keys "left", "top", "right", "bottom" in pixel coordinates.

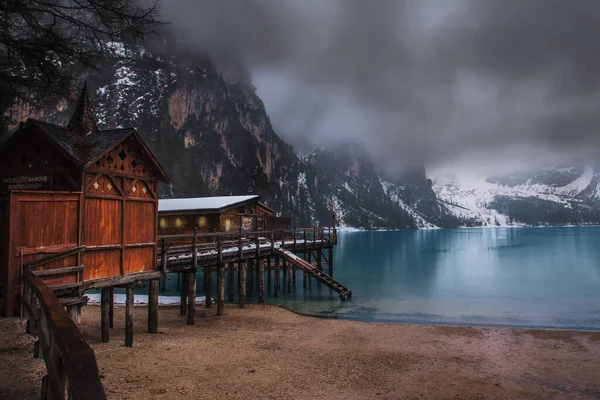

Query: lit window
[
  {"left": 175, "top": 217, "right": 185, "bottom": 229},
  {"left": 224, "top": 218, "right": 231, "bottom": 232},
  {"left": 198, "top": 216, "right": 207, "bottom": 227},
  {"left": 159, "top": 218, "right": 167, "bottom": 229}
]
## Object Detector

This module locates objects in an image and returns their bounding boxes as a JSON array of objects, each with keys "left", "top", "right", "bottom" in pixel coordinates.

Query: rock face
[{"left": 6, "top": 39, "right": 600, "bottom": 228}]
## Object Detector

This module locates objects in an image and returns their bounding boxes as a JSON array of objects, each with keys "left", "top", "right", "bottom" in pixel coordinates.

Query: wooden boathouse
[
  {"left": 0, "top": 87, "right": 349, "bottom": 399},
  {"left": 0, "top": 85, "right": 168, "bottom": 322},
  {"left": 157, "top": 195, "right": 288, "bottom": 236}
]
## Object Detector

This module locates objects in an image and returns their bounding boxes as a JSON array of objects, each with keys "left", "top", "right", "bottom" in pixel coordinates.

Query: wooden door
[{"left": 3, "top": 191, "right": 81, "bottom": 317}]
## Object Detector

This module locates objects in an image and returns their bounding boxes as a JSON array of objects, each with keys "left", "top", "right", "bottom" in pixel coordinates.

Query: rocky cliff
[{"left": 7, "top": 39, "right": 600, "bottom": 229}]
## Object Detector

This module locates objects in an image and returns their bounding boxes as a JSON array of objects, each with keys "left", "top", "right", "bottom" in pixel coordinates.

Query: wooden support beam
[
  {"left": 266, "top": 257, "right": 272, "bottom": 289},
  {"left": 101, "top": 287, "right": 110, "bottom": 343},
  {"left": 187, "top": 268, "right": 197, "bottom": 325},
  {"left": 286, "top": 258, "right": 292, "bottom": 293},
  {"left": 317, "top": 250, "right": 322, "bottom": 272},
  {"left": 247, "top": 259, "right": 254, "bottom": 297},
  {"left": 328, "top": 247, "right": 333, "bottom": 278},
  {"left": 274, "top": 256, "right": 280, "bottom": 297},
  {"left": 109, "top": 288, "right": 114, "bottom": 329},
  {"left": 204, "top": 266, "right": 212, "bottom": 308},
  {"left": 258, "top": 259, "right": 265, "bottom": 304},
  {"left": 148, "top": 279, "right": 159, "bottom": 333},
  {"left": 217, "top": 263, "right": 224, "bottom": 315},
  {"left": 180, "top": 272, "right": 188, "bottom": 316},
  {"left": 125, "top": 285, "right": 134, "bottom": 347},
  {"left": 282, "top": 257, "right": 287, "bottom": 286},
  {"left": 227, "top": 262, "right": 235, "bottom": 303},
  {"left": 239, "top": 261, "right": 246, "bottom": 308}
]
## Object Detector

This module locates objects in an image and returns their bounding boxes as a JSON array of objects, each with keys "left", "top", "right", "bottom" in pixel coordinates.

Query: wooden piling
[
  {"left": 148, "top": 279, "right": 159, "bottom": 333},
  {"left": 329, "top": 246, "right": 333, "bottom": 277},
  {"left": 247, "top": 259, "right": 254, "bottom": 296},
  {"left": 109, "top": 287, "right": 114, "bottom": 329},
  {"left": 180, "top": 272, "right": 188, "bottom": 316},
  {"left": 239, "top": 261, "right": 247, "bottom": 308},
  {"left": 317, "top": 250, "right": 322, "bottom": 272},
  {"left": 217, "top": 263, "right": 225, "bottom": 315},
  {"left": 286, "top": 258, "right": 292, "bottom": 293},
  {"left": 101, "top": 287, "right": 110, "bottom": 343},
  {"left": 227, "top": 262, "right": 235, "bottom": 303},
  {"left": 274, "top": 256, "right": 280, "bottom": 297},
  {"left": 258, "top": 259, "right": 265, "bottom": 304},
  {"left": 187, "top": 269, "right": 196, "bottom": 325},
  {"left": 125, "top": 285, "right": 134, "bottom": 347},
  {"left": 205, "top": 266, "right": 212, "bottom": 308},
  {"left": 267, "top": 257, "right": 272, "bottom": 288}
]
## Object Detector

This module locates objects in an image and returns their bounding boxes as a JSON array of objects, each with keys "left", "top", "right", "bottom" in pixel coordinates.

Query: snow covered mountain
[
  {"left": 432, "top": 166, "right": 600, "bottom": 227},
  {"left": 6, "top": 33, "right": 600, "bottom": 229}
]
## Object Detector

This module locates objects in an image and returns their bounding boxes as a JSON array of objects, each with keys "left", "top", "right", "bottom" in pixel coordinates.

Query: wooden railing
[
  {"left": 22, "top": 247, "right": 107, "bottom": 400},
  {"left": 157, "top": 227, "right": 336, "bottom": 274}
]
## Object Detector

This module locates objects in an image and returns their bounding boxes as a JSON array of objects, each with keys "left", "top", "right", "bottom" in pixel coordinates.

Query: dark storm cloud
[{"left": 161, "top": 0, "right": 600, "bottom": 175}]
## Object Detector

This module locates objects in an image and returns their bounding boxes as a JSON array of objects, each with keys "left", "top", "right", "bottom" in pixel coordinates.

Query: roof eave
[{"left": 26, "top": 119, "right": 84, "bottom": 168}]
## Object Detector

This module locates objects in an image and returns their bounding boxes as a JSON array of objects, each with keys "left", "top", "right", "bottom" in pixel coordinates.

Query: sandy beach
[{"left": 2, "top": 304, "right": 600, "bottom": 400}]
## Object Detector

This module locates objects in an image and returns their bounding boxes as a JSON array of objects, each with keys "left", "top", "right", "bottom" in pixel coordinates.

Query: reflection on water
[{"left": 155, "top": 227, "right": 600, "bottom": 330}]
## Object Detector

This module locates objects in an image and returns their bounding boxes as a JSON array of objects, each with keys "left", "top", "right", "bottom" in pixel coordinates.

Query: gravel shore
[{"left": 2, "top": 304, "right": 600, "bottom": 399}]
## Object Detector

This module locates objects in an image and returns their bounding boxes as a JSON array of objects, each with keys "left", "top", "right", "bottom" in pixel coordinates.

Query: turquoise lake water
[{"left": 159, "top": 227, "right": 600, "bottom": 330}]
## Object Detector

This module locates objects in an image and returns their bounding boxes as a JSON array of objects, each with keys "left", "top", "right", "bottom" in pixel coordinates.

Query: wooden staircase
[{"left": 275, "top": 248, "right": 352, "bottom": 299}]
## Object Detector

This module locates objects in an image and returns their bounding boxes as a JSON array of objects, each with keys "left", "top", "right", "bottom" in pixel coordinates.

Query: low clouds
[{"left": 161, "top": 0, "right": 600, "bottom": 176}]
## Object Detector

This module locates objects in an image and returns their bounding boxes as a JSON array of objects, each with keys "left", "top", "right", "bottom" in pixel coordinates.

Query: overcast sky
[{"left": 161, "top": 0, "right": 600, "bottom": 177}]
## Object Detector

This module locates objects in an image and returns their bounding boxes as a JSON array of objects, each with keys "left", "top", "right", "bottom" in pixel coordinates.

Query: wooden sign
[{"left": 1, "top": 174, "right": 52, "bottom": 192}]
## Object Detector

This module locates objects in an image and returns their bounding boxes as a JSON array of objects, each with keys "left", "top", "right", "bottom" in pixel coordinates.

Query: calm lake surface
[{"left": 159, "top": 227, "right": 600, "bottom": 330}]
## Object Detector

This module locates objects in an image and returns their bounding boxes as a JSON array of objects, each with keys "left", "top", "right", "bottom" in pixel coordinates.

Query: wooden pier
[{"left": 154, "top": 225, "right": 349, "bottom": 326}]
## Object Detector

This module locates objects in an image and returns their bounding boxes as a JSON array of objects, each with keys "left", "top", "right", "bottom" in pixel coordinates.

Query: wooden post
[
  {"left": 293, "top": 226, "right": 297, "bottom": 250},
  {"left": 329, "top": 246, "right": 333, "bottom": 278},
  {"left": 274, "top": 256, "right": 280, "bottom": 297},
  {"left": 148, "top": 279, "right": 159, "bottom": 334},
  {"left": 227, "top": 262, "right": 235, "bottom": 303},
  {"left": 247, "top": 259, "right": 254, "bottom": 296},
  {"left": 205, "top": 266, "right": 212, "bottom": 308},
  {"left": 101, "top": 287, "right": 110, "bottom": 343},
  {"left": 313, "top": 227, "right": 317, "bottom": 249},
  {"left": 317, "top": 250, "right": 322, "bottom": 272},
  {"left": 266, "top": 256, "right": 272, "bottom": 290},
  {"left": 187, "top": 268, "right": 196, "bottom": 325},
  {"left": 304, "top": 229, "right": 307, "bottom": 253},
  {"left": 217, "top": 263, "right": 225, "bottom": 315},
  {"left": 238, "top": 227, "right": 243, "bottom": 260},
  {"left": 239, "top": 261, "right": 246, "bottom": 308},
  {"left": 160, "top": 238, "right": 168, "bottom": 290},
  {"left": 109, "top": 287, "right": 114, "bottom": 329},
  {"left": 125, "top": 285, "right": 134, "bottom": 347},
  {"left": 286, "top": 258, "right": 292, "bottom": 293},
  {"left": 258, "top": 259, "right": 265, "bottom": 304},
  {"left": 282, "top": 256, "right": 287, "bottom": 285},
  {"left": 180, "top": 272, "right": 188, "bottom": 316},
  {"left": 255, "top": 231, "right": 260, "bottom": 258}
]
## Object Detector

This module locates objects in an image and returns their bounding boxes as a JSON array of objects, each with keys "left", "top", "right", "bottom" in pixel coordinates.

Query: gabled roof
[
  {"left": 1, "top": 84, "right": 169, "bottom": 182},
  {"left": 158, "top": 195, "right": 261, "bottom": 213}
]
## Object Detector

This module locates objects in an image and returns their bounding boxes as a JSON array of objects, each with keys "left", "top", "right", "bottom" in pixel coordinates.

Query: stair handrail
[{"left": 22, "top": 246, "right": 106, "bottom": 400}]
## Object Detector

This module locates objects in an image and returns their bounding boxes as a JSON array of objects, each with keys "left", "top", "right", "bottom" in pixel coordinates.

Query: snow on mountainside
[{"left": 433, "top": 166, "right": 600, "bottom": 226}]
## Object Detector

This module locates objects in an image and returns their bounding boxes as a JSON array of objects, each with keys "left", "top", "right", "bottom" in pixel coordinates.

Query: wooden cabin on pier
[
  {"left": 0, "top": 86, "right": 168, "bottom": 323},
  {"left": 158, "top": 195, "right": 291, "bottom": 236}
]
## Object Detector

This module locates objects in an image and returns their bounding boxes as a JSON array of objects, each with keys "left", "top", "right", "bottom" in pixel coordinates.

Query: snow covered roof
[{"left": 158, "top": 195, "right": 260, "bottom": 213}]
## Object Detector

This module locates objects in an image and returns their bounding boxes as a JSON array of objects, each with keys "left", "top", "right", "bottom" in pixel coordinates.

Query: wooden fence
[{"left": 22, "top": 247, "right": 106, "bottom": 400}]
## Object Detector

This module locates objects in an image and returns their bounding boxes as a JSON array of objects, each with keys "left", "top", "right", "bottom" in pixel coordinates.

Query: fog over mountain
[{"left": 160, "top": 0, "right": 600, "bottom": 177}]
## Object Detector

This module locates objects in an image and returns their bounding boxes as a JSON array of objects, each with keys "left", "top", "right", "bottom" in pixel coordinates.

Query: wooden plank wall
[
  {"left": 83, "top": 136, "right": 159, "bottom": 281},
  {"left": 4, "top": 191, "right": 81, "bottom": 316}
]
